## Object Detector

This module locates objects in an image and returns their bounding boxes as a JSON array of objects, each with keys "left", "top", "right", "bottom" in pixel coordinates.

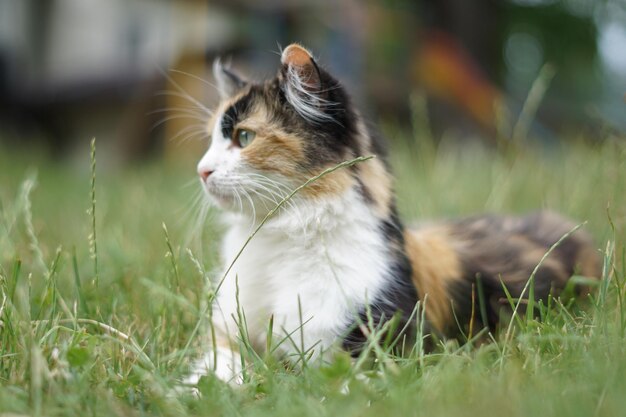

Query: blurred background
[{"left": 0, "top": 0, "right": 625, "bottom": 165}]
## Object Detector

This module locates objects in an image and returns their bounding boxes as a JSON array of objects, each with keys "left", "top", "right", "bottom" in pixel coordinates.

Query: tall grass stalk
[
  {"left": 512, "top": 63, "right": 556, "bottom": 143},
  {"left": 88, "top": 138, "right": 99, "bottom": 290}
]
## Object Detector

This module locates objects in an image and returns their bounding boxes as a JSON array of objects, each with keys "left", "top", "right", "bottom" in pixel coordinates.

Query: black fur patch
[
  {"left": 221, "top": 93, "right": 254, "bottom": 140},
  {"left": 342, "top": 208, "right": 419, "bottom": 356},
  {"left": 276, "top": 66, "right": 360, "bottom": 167}
]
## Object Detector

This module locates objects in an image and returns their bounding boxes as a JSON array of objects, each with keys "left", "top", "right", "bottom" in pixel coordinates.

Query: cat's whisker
[
  {"left": 186, "top": 194, "right": 214, "bottom": 252},
  {"left": 151, "top": 114, "right": 208, "bottom": 132},
  {"left": 182, "top": 178, "right": 201, "bottom": 189},
  {"left": 156, "top": 68, "right": 213, "bottom": 115},
  {"left": 222, "top": 174, "right": 296, "bottom": 225},
  {"left": 148, "top": 106, "right": 210, "bottom": 117},
  {"left": 245, "top": 186, "right": 281, "bottom": 210},
  {"left": 244, "top": 175, "right": 297, "bottom": 203},
  {"left": 169, "top": 124, "right": 209, "bottom": 144},
  {"left": 177, "top": 127, "right": 210, "bottom": 145},
  {"left": 177, "top": 187, "right": 205, "bottom": 221},
  {"left": 245, "top": 180, "right": 306, "bottom": 229},
  {"left": 179, "top": 187, "right": 215, "bottom": 250},
  {"left": 245, "top": 178, "right": 288, "bottom": 199},
  {"left": 153, "top": 90, "right": 213, "bottom": 116},
  {"left": 230, "top": 186, "right": 243, "bottom": 213},
  {"left": 238, "top": 186, "right": 258, "bottom": 232},
  {"left": 155, "top": 112, "right": 208, "bottom": 124},
  {"left": 148, "top": 104, "right": 209, "bottom": 141},
  {"left": 248, "top": 183, "right": 289, "bottom": 210},
  {"left": 243, "top": 178, "right": 288, "bottom": 205},
  {"left": 245, "top": 173, "right": 293, "bottom": 191},
  {"left": 169, "top": 69, "right": 221, "bottom": 92},
  {"left": 246, "top": 173, "right": 302, "bottom": 199}
]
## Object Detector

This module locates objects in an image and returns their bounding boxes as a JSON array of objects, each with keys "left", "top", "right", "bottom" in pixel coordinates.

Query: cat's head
[{"left": 197, "top": 44, "right": 388, "bottom": 218}]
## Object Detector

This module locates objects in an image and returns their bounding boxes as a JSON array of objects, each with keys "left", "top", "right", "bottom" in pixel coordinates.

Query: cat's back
[{"left": 404, "top": 211, "right": 601, "bottom": 335}]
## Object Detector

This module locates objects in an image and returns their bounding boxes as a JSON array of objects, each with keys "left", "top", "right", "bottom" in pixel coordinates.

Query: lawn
[{"left": 0, "top": 134, "right": 625, "bottom": 417}]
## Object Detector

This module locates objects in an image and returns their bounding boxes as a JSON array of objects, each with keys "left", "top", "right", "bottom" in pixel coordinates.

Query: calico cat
[{"left": 190, "top": 44, "right": 600, "bottom": 384}]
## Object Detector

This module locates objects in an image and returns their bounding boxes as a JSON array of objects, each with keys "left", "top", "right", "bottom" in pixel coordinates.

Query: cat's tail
[{"left": 405, "top": 210, "right": 601, "bottom": 336}]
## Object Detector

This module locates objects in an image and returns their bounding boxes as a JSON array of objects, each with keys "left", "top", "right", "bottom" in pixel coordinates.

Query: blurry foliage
[
  {"left": 0, "top": 0, "right": 624, "bottom": 158},
  {"left": 500, "top": 2, "right": 599, "bottom": 97}
]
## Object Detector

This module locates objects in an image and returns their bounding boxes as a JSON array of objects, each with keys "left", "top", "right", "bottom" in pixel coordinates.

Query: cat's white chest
[{"left": 213, "top": 190, "right": 389, "bottom": 360}]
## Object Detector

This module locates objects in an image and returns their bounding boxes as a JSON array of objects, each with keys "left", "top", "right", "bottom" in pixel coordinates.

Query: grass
[{"left": 0, "top": 133, "right": 625, "bottom": 417}]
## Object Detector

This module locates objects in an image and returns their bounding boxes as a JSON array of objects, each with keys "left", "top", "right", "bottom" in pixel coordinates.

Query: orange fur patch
[
  {"left": 241, "top": 105, "right": 354, "bottom": 198},
  {"left": 240, "top": 107, "right": 307, "bottom": 177},
  {"left": 242, "top": 131, "right": 305, "bottom": 177},
  {"left": 360, "top": 158, "right": 393, "bottom": 218},
  {"left": 404, "top": 227, "right": 462, "bottom": 332},
  {"left": 353, "top": 118, "right": 393, "bottom": 217},
  {"left": 281, "top": 44, "right": 313, "bottom": 67},
  {"left": 576, "top": 245, "right": 601, "bottom": 278},
  {"left": 300, "top": 169, "right": 354, "bottom": 199}
]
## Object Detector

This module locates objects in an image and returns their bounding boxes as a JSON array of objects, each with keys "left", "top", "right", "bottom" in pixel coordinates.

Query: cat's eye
[{"left": 235, "top": 129, "right": 256, "bottom": 148}]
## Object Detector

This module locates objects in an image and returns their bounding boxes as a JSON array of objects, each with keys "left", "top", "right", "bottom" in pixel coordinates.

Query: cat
[{"left": 189, "top": 43, "right": 600, "bottom": 385}]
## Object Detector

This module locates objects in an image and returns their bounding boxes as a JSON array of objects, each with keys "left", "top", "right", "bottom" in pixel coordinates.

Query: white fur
[
  {"left": 197, "top": 114, "right": 298, "bottom": 219},
  {"left": 184, "top": 346, "right": 243, "bottom": 385},
  {"left": 283, "top": 65, "right": 338, "bottom": 124},
  {"left": 216, "top": 186, "right": 389, "bottom": 353},
  {"left": 213, "top": 58, "right": 244, "bottom": 99},
  {"left": 193, "top": 107, "right": 389, "bottom": 385},
  {"left": 198, "top": 114, "right": 253, "bottom": 215},
  {"left": 197, "top": 114, "right": 241, "bottom": 194}
]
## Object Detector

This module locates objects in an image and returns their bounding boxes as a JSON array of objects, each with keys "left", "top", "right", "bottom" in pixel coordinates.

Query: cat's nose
[{"left": 199, "top": 169, "right": 213, "bottom": 181}]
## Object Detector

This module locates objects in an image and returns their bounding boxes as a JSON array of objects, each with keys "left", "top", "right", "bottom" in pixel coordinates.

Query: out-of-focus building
[{"left": 0, "top": 0, "right": 235, "bottom": 161}]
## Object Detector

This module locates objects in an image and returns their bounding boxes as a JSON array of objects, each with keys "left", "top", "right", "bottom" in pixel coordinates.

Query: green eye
[{"left": 235, "top": 129, "right": 256, "bottom": 148}]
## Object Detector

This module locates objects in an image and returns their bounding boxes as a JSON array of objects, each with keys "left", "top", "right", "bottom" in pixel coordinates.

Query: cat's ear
[
  {"left": 213, "top": 58, "right": 247, "bottom": 99},
  {"left": 280, "top": 44, "right": 331, "bottom": 123}
]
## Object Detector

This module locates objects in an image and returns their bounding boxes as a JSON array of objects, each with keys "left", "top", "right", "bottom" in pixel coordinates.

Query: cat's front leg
[{"left": 184, "top": 338, "right": 244, "bottom": 386}]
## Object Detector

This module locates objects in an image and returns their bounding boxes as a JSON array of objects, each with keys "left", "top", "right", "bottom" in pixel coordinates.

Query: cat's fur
[{"left": 190, "top": 44, "right": 600, "bottom": 384}]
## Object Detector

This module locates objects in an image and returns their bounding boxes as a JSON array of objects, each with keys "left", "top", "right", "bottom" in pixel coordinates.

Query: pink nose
[{"left": 199, "top": 169, "right": 213, "bottom": 181}]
